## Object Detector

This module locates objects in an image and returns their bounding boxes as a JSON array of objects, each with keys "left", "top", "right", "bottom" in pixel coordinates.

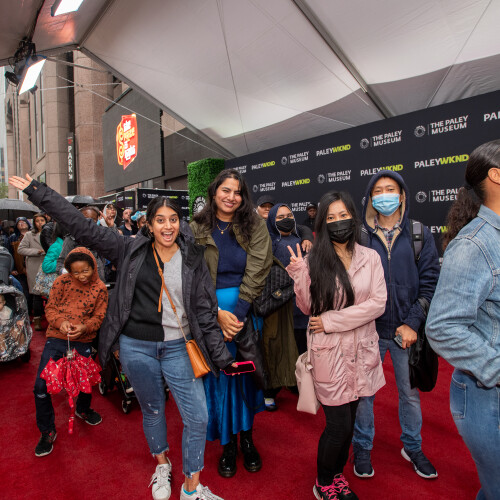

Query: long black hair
[
  {"left": 308, "top": 191, "right": 360, "bottom": 315},
  {"left": 193, "top": 169, "right": 257, "bottom": 242},
  {"left": 51, "top": 222, "right": 69, "bottom": 243},
  {"left": 443, "top": 139, "right": 500, "bottom": 250}
]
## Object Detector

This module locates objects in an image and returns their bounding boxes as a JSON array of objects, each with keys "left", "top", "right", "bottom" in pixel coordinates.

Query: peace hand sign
[
  {"left": 287, "top": 243, "right": 304, "bottom": 264},
  {"left": 9, "top": 174, "right": 33, "bottom": 192}
]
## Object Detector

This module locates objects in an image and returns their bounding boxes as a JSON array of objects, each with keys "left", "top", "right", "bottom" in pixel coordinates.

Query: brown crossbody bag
[{"left": 152, "top": 243, "right": 211, "bottom": 378}]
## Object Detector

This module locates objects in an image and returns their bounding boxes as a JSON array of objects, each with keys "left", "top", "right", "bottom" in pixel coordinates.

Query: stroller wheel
[
  {"left": 98, "top": 381, "right": 107, "bottom": 396},
  {"left": 20, "top": 349, "right": 31, "bottom": 363},
  {"left": 122, "top": 399, "right": 132, "bottom": 414}
]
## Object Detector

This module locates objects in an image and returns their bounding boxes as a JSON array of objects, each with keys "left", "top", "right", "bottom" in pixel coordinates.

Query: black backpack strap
[
  {"left": 417, "top": 296, "right": 430, "bottom": 316},
  {"left": 409, "top": 219, "right": 424, "bottom": 263},
  {"left": 360, "top": 226, "right": 370, "bottom": 247}
]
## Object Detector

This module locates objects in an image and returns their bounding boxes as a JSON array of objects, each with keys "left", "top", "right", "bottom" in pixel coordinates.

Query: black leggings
[{"left": 317, "top": 400, "right": 360, "bottom": 486}]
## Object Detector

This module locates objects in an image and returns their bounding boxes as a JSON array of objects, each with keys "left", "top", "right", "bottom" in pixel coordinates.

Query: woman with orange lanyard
[{"left": 9, "top": 174, "right": 235, "bottom": 500}]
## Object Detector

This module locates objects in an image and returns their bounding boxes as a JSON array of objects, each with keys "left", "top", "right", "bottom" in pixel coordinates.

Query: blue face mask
[{"left": 371, "top": 193, "right": 401, "bottom": 216}]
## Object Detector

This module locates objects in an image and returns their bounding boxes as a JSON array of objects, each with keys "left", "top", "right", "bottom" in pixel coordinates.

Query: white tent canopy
[{"left": 2, "top": 0, "right": 500, "bottom": 158}]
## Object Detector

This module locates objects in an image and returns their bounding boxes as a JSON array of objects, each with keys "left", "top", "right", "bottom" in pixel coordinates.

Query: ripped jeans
[{"left": 119, "top": 335, "right": 208, "bottom": 477}]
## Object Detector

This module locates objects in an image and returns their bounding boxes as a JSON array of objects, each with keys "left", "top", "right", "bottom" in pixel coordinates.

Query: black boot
[
  {"left": 240, "top": 428, "right": 262, "bottom": 472},
  {"left": 218, "top": 434, "right": 237, "bottom": 478}
]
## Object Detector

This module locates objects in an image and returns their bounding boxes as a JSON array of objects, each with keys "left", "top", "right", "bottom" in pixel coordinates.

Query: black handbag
[
  {"left": 233, "top": 317, "right": 267, "bottom": 390},
  {"left": 252, "top": 259, "right": 294, "bottom": 318},
  {"left": 408, "top": 298, "right": 439, "bottom": 392}
]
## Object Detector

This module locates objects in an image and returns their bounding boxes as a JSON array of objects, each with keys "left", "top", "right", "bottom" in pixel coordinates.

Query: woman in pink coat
[{"left": 287, "top": 191, "right": 387, "bottom": 500}]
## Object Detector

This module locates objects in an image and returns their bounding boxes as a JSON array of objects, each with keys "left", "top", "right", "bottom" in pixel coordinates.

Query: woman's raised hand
[
  {"left": 287, "top": 243, "right": 304, "bottom": 264},
  {"left": 9, "top": 174, "right": 33, "bottom": 192}
]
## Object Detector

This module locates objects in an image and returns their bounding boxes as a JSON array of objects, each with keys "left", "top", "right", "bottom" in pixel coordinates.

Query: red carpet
[{"left": 1, "top": 326, "right": 480, "bottom": 500}]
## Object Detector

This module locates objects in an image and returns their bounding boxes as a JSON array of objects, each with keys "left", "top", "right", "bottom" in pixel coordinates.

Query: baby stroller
[
  {"left": 99, "top": 354, "right": 137, "bottom": 414},
  {"left": 97, "top": 281, "right": 170, "bottom": 414},
  {"left": 0, "top": 247, "right": 32, "bottom": 363},
  {"left": 97, "top": 280, "right": 137, "bottom": 413},
  {"left": 99, "top": 355, "right": 170, "bottom": 414}
]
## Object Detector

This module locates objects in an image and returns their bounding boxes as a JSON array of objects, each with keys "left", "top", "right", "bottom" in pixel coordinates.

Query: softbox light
[
  {"left": 18, "top": 55, "right": 46, "bottom": 94},
  {"left": 51, "top": 0, "right": 85, "bottom": 17}
]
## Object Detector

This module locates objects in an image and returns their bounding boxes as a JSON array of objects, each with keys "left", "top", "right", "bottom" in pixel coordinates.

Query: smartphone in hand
[
  {"left": 223, "top": 361, "right": 256, "bottom": 376},
  {"left": 393, "top": 334, "right": 404, "bottom": 349}
]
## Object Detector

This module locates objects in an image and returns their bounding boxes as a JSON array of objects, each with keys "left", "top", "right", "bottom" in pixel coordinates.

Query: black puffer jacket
[{"left": 24, "top": 180, "right": 234, "bottom": 371}]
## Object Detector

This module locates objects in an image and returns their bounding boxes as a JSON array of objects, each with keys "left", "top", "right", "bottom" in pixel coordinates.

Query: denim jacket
[{"left": 426, "top": 205, "right": 500, "bottom": 388}]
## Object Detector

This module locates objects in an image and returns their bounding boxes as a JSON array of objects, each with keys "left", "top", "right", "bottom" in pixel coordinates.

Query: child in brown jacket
[{"left": 34, "top": 247, "right": 108, "bottom": 457}]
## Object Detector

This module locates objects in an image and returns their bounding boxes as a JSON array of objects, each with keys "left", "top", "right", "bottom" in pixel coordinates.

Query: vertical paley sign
[{"left": 116, "top": 114, "right": 138, "bottom": 169}]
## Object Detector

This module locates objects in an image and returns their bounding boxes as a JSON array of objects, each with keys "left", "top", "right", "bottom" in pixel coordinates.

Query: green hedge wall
[{"left": 187, "top": 158, "right": 225, "bottom": 217}]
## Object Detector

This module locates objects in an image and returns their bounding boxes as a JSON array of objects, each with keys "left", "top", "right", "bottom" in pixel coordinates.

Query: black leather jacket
[{"left": 24, "top": 180, "right": 234, "bottom": 371}]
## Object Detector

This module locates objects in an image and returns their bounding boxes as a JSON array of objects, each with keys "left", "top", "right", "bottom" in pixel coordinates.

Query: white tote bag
[{"left": 295, "top": 331, "right": 320, "bottom": 414}]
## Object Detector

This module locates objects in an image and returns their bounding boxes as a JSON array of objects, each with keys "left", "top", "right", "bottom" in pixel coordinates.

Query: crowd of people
[{"left": 5, "top": 138, "right": 500, "bottom": 500}]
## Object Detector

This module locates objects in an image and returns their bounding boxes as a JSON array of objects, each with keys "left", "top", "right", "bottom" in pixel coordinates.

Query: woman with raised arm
[
  {"left": 286, "top": 191, "right": 387, "bottom": 500},
  {"left": 9, "top": 174, "right": 235, "bottom": 500},
  {"left": 426, "top": 140, "right": 500, "bottom": 500},
  {"left": 190, "top": 169, "right": 273, "bottom": 478}
]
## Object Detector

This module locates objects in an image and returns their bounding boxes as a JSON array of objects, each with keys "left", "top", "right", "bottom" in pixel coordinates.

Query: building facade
[
  {"left": 4, "top": 50, "right": 226, "bottom": 202},
  {"left": 4, "top": 52, "right": 115, "bottom": 199}
]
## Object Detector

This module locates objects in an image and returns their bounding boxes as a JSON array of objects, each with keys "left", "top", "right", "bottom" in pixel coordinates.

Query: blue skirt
[{"left": 204, "top": 287, "right": 264, "bottom": 445}]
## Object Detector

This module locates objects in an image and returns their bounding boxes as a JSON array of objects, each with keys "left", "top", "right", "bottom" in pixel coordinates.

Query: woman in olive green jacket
[{"left": 190, "top": 169, "right": 272, "bottom": 479}]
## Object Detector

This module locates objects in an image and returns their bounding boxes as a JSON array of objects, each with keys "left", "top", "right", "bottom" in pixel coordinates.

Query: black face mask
[
  {"left": 327, "top": 219, "right": 355, "bottom": 243},
  {"left": 276, "top": 217, "right": 295, "bottom": 233}
]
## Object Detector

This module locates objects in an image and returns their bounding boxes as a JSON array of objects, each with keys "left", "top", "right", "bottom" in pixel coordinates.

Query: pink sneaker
[
  {"left": 333, "top": 474, "right": 358, "bottom": 500},
  {"left": 313, "top": 480, "right": 339, "bottom": 500}
]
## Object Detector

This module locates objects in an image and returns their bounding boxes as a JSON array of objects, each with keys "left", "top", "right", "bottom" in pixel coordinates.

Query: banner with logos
[
  {"left": 136, "top": 188, "right": 190, "bottom": 221},
  {"left": 226, "top": 90, "right": 500, "bottom": 254}
]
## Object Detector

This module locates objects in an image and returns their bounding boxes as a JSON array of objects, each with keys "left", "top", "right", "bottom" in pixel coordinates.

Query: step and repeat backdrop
[{"left": 226, "top": 90, "right": 500, "bottom": 254}]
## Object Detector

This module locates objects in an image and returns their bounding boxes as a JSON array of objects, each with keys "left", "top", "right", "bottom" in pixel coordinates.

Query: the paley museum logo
[{"left": 116, "top": 114, "right": 138, "bottom": 169}]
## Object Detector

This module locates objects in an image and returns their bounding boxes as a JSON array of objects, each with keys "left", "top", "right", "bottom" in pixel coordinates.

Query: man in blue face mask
[{"left": 352, "top": 171, "right": 440, "bottom": 481}]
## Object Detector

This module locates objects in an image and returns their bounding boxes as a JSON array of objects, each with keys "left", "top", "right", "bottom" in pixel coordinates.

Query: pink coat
[{"left": 287, "top": 243, "right": 387, "bottom": 406}]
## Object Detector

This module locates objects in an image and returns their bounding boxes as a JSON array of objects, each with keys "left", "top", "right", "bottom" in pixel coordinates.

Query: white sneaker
[
  {"left": 180, "top": 483, "right": 224, "bottom": 500},
  {"left": 149, "top": 460, "right": 172, "bottom": 500}
]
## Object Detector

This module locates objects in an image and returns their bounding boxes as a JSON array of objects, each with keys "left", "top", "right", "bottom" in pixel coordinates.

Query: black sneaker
[
  {"left": 353, "top": 446, "right": 374, "bottom": 478},
  {"left": 75, "top": 409, "right": 102, "bottom": 426},
  {"left": 401, "top": 448, "right": 438, "bottom": 479},
  {"left": 35, "top": 430, "right": 57, "bottom": 457}
]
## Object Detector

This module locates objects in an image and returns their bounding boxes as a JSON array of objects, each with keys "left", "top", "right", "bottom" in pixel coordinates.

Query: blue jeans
[
  {"left": 352, "top": 338, "right": 422, "bottom": 451},
  {"left": 34, "top": 337, "right": 93, "bottom": 433},
  {"left": 119, "top": 335, "right": 208, "bottom": 478},
  {"left": 450, "top": 369, "right": 500, "bottom": 500}
]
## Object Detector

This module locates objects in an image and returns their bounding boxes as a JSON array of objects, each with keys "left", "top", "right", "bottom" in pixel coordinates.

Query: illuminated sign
[{"left": 116, "top": 114, "right": 138, "bottom": 169}]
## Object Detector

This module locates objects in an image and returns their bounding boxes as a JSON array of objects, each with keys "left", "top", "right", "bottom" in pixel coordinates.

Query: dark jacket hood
[
  {"left": 65, "top": 246, "right": 100, "bottom": 284},
  {"left": 266, "top": 203, "right": 299, "bottom": 246},
  {"left": 362, "top": 170, "right": 410, "bottom": 233},
  {"left": 14, "top": 217, "right": 31, "bottom": 236}
]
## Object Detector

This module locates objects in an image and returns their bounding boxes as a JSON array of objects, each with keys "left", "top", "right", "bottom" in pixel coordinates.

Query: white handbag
[{"left": 295, "top": 331, "right": 320, "bottom": 414}]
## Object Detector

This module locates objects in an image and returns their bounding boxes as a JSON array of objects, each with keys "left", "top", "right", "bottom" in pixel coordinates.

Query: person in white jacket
[{"left": 18, "top": 213, "right": 46, "bottom": 330}]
